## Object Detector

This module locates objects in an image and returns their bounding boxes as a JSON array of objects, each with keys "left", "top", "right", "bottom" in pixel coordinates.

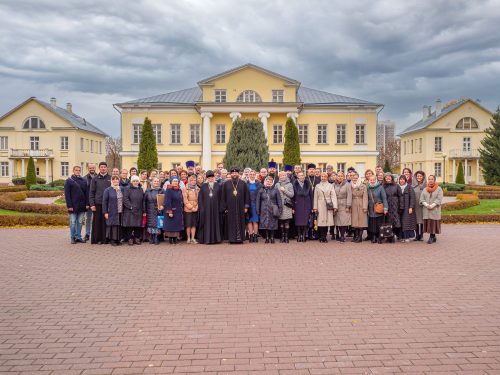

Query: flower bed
[
  {"left": 0, "top": 192, "right": 66, "bottom": 214},
  {"left": 0, "top": 215, "right": 67, "bottom": 227},
  {"left": 442, "top": 214, "right": 500, "bottom": 223}
]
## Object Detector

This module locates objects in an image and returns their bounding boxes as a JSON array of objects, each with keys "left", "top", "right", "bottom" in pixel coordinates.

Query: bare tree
[
  {"left": 378, "top": 139, "right": 401, "bottom": 172},
  {"left": 105, "top": 136, "right": 122, "bottom": 169}
]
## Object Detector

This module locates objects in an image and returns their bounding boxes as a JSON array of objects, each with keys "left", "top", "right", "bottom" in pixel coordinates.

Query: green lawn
[
  {"left": 54, "top": 197, "right": 66, "bottom": 205},
  {"left": 443, "top": 199, "right": 500, "bottom": 215},
  {"left": 0, "top": 209, "right": 38, "bottom": 216}
]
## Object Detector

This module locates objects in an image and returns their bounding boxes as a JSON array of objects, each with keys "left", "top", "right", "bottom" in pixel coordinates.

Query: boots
[
  {"left": 280, "top": 230, "right": 285, "bottom": 243},
  {"left": 283, "top": 229, "right": 289, "bottom": 243},
  {"left": 270, "top": 231, "right": 275, "bottom": 244},
  {"left": 265, "top": 231, "right": 270, "bottom": 243}
]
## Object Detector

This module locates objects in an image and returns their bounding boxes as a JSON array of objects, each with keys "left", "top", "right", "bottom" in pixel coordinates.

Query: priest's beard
[{"left": 231, "top": 176, "right": 239, "bottom": 182}]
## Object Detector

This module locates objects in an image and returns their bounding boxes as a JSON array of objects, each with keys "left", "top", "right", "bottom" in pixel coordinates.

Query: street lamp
[{"left": 442, "top": 153, "right": 447, "bottom": 184}]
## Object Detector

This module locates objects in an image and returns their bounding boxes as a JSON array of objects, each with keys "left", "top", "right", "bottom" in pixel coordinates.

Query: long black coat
[
  {"left": 198, "top": 182, "right": 222, "bottom": 244},
  {"left": 293, "top": 179, "right": 313, "bottom": 226},
  {"left": 144, "top": 188, "right": 163, "bottom": 228},
  {"left": 256, "top": 186, "right": 283, "bottom": 230},
  {"left": 89, "top": 173, "right": 111, "bottom": 206},
  {"left": 102, "top": 187, "right": 121, "bottom": 226},
  {"left": 122, "top": 186, "right": 144, "bottom": 227},
  {"left": 220, "top": 179, "right": 250, "bottom": 243},
  {"left": 383, "top": 183, "right": 402, "bottom": 228},
  {"left": 64, "top": 175, "right": 88, "bottom": 213},
  {"left": 400, "top": 185, "right": 417, "bottom": 231}
]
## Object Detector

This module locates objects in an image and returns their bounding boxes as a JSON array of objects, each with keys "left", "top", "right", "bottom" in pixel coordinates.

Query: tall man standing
[
  {"left": 84, "top": 163, "right": 97, "bottom": 241},
  {"left": 197, "top": 170, "right": 222, "bottom": 244},
  {"left": 64, "top": 166, "right": 88, "bottom": 244},
  {"left": 221, "top": 168, "right": 250, "bottom": 244},
  {"left": 89, "top": 162, "right": 111, "bottom": 244}
]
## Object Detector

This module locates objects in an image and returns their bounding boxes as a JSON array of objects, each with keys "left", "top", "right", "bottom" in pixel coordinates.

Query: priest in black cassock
[
  {"left": 197, "top": 170, "right": 222, "bottom": 244},
  {"left": 221, "top": 167, "right": 250, "bottom": 243}
]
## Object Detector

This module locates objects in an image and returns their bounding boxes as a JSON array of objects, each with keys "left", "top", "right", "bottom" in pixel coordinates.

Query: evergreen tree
[
  {"left": 455, "top": 161, "right": 465, "bottom": 184},
  {"left": 137, "top": 117, "right": 158, "bottom": 172},
  {"left": 25, "top": 156, "right": 36, "bottom": 189},
  {"left": 223, "top": 118, "right": 268, "bottom": 170},
  {"left": 383, "top": 159, "right": 392, "bottom": 173},
  {"left": 480, "top": 106, "right": 500, "bottom": 185},
  {"left": 282, "top": 117, "right": 301, "bottom": 166}
]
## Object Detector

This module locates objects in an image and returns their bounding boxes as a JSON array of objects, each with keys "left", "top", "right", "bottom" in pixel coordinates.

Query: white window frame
[
  {"left": 90, "top": 140, "right": 94, "bottom": 153},
  {"left": 214, "top": 89, "right": 227, "bottom": 103},
  {"left": 298, "top": 124, "right": 308, "bottom": 144},
  {"left": 236, "top": 90, "right": 262, "bottom": 103},
  {"left": 273, "top": 124, "right": 283, "bottom": 144},
  {"left": 132, "top": 124, "right": 142, "bottom": 144},
  {"left": 153, "top": 124, "right": 162, "bottom": 144},
  {"left": 337, "top": 163, "right": 346, "bottom": 172},
  {"left": 317, "top": 124, "right": 328, "bottom": 144},
  {"left": 60, "top": 136, "right": 68, "bottom": 150},
  {"left": 0, "top": 162, "right": 9, "bottom": 177},
  {"left": 434, "top": 137, "right": 442, "bottom": 152},
  {"left": 80, "top": 137, "right": 84, "bottom": 151},
  {"left": 99, "top": 141, "right": 102, "bottom": 154},
  {"left": 23, "top": 117, "right": 46, "bottom": 129},
  {"left": 355, "top": 124, "right": 366, "bottom": 144},
  {"left": 0, "top": 136, "right": 8, "bottom": 150},
  {"left": 215, "top": 124, "right": 226, "bottom": 144},
  {"left": 434, "top": 162, "right": 442, "bottom": 177},
  {"left": 30, "top": 136, "right": 39, "bottom": 151},
  {"left": 463, "top": 137, "right": 471, "bottom": 152},
  {"left": 170, "top": 124, "right": 181, "bottom": 144},
  {"left": 61, "top": 162, "right": 69, "bottom": 177},
  {"left": 272, "top": 89, "right": 284, "bottom": 103},
  {"left": 190, "top": 124, "right": 201, "bottom": 144},
  {"left": 456, "top": 117, "right": 479, "bottom": 130},
  {"left": 418, "top": 138, "right": 422, "bottom": 153},
  {"left": 336, "top": 124, "right": 346, "bottom": 144}
]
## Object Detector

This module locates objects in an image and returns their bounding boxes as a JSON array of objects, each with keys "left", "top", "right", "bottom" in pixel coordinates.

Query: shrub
[
  {"left": 442, "top": 214, "right": 500, "bottom": 223},
  {"left": 442, "top": 198, "right": 480, "bottom": 211},
  {"left": 441, "top": 183, "right": 465, "bottom": 191},
  {"left": 443, "top": 190, "right": 474, "bottom": 197},
  {"left": 456, "top": 193, "right": 478, "bottom": 201},
  {"left": 11, "top": 192, "right": 27, "bottom": 201},
  {"left": 0, "top": 215, "right": 68, "bottom": 227},
  {"left": 478, "top": 192, "right": 500, "bottom": 199},
  {"left": 26, "top": 191, "right": 64, "bottom": 198},
  {"left": 0, "top": 186, "right": 27, "bottom": 192},
  {"left": 0, "top": 192, "right": 66, "bottom": 214},
  {"left": 30, "top": 184, "right": 64, "bottom": 191},
  {"left": 50, "top": 179, "right": 66, "bottom": 187},
  {"left": 467, "top": 184, "right": 500, "bottom": 192},
  {"left": 12, "top": 177, "right": 46, "bottom": 185},
  {"left": 25, "top": 157, "right": 37, "bottom": 189}
]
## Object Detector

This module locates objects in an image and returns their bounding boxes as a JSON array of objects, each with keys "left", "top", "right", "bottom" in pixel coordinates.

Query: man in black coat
[
  {"left": 220, "top": 168, "right": 250, "bottom": 243},
  {"left": 197, "top": 170, "right": 222, "bottom": 244},
  {"left": 89, "top": 162, "right": 111, "bottom": 244},
  {"left": 84, "top": 163, "right": 96, "bottom": 241},
  {"left": 64, "top": 165, "right": 89, "bottom": 244}
]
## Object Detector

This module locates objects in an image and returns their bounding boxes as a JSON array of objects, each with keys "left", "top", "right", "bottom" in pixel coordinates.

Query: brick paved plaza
[{"left": 1, "top": 225, "right": 499, "bottom": 375}]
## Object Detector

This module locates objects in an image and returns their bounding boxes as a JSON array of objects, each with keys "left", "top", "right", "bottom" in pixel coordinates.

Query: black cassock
[
  {"left": 221, "top": 178, "right": 250, "bottom": 243},
  {"left": 197, "top": 182, "right": 222, "bottom": 244}
]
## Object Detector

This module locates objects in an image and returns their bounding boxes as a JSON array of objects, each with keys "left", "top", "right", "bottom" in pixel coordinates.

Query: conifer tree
[
  {"left": 137, "top": 117, "right": 158, "bottom": 172},
  {"left": 282, "top": 117, "right": 301, "bottom": 166},
  {"left": 25, "top": 156, "right": 36, "bottom": 189},
  {"left": 455, "top": 161, "right": 465, "bottom": 184},
  {"left": 479, "top": 106, "right": 500, "bottom": 185}
]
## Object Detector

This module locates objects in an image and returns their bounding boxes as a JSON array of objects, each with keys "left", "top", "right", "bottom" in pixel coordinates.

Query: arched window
[
  {"left": 23, "top": 117, "right": 46, "bottom": 129},
  {"left": 456, "top": 117, "right": 478, "bottom": 130},
  {"left": 236, "top": 90, "right": 262, "bottom": 103}
]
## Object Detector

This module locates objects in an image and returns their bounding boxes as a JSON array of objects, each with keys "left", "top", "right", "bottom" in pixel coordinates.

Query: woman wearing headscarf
[
  {"left": 164, "top": 178, "right": 184, "bottom": 244},
  {"left": 367, "top": 174, "right": 388, "bottom": 244},
  {"left": 182, "top": 174, "right": 200, "bottom": 244},
  {"left": 293, "top": 171, "right": 313, "bottom": 242},
  {"left": 102, "top": 175, "right": 123, "bottom": 246},
  {"left": 275, "top": 171, "right": 294, "bottom": 243},
  {"left": 333, "top": 171, "right": 352, "bottom": 243},
  {"left": 420, "top": 175, "right": 443, "bottom": 244},
  {"left": 246, "top": 169, "right": 262, "bottom": 243},
  {"left": 383, "top": 173, "right": 402, "bottom": 242},
  {"left": 412, "top": 170, "right": 426, "bottom": 241},
  {"left": 350, "top": 172, "right": 368, "bottom": 243},
  {"left": 144, "top": 177, "right": 163, "bottom": 245},
  {"left": 398, "top": 175, "right": 416, "bottom": 242},
  {"left": 313, "top": 172, "right": 338, "bottom": 243},
  {"left": 256, "top": 176, "right": 282, "bottom": 243},
  {"left": 122, "top": 175, "right": 145, "bottom": 245}
]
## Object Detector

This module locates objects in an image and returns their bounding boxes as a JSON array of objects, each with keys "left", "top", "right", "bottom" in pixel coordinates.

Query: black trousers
[{"left": 91, "top": 204, "right": 107, "bottom": 244}]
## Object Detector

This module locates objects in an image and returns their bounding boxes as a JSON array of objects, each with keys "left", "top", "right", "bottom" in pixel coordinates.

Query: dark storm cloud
[{"left": 0, "top": 0, "right": 499, "bottom": 135}]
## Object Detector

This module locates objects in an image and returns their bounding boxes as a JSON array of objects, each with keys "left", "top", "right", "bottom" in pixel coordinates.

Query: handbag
[
  {"left": 379, "top": 215, "right": 393, "bottom": 238},
  {"left": 156, "top": 215, "right": 164, "bottom": 229},
  {"left": 369, "top": 189, "right": 385, "bottom": 214},
  {"left": 284, "top": 197, "right": 293, "bottom": 208},
  {"left": 321, "top": 190, "right": 335, "bottom": 210},
  {"left": 268, "top": 190, "right": 280, "bottom": 218}
]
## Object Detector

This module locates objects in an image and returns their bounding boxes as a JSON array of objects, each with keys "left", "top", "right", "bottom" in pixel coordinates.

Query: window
[
  {"left": 80, "top": 137, "right": 84, "bottom": 151},
  {"left": 61, "top": 162, "right": 69, "bottom": 177},
  {"left": 403, "top": 141, "right": 407, "bottom": 155},
  {"left": 337, "top": 163, "right": 346, "bottom": 172},
  {"left": 30, "top": 136, "right": 39, "bottom": 150},
  {"left": 60, "top": 136, "right": 68, "bottom": 150},
  {"left": 317, "top": 124, "right": 327, "bottom": 144},
  {"left": 0, "top": 136, "right": 7, "bottom": 150},
  {"left": 90, "top": 140, "right": 94, "bottom": 153},
  {"left": 463, "top": 137, "right": 471, "bottom": 152},
  {"left": 456, "top": 117, "right": 479, "bottom": 129},
  {"left": 190, "top": 124, "right": 201, "bottom": 144},
  {"left": 434, "top": 137, "right": 442, "bottom": 152},
  {"left": 215, "top": 124, "right": 226, "bottom": 144},
  {"left": 170, "top": 124, "right": 181, "bottom": 144},
  {"left": 298, "top": 124, "right": 308, "bottom": 144},
  {"left": 434, "top": 162, "right": 442, "bottom": 177},
  {"left": 418, "top": 138, "right": 423, "bottom": 153},
  {"left": 214, "top": 89, "right": 226, "bottom": 103},
  {"left": 236, "top": 90, "right": 262, "bottom": 103},
  {"left": 411, "top": 140, "right": 414, "bottom": 154},
  {"left": 153, "top": 124, "right": 162, "bottom": 144},
  {"left": 171, "top": 162, "right": 181, "bottom": 169},
  {"left": 133, "top": 124, "right": 142, "bottom": 144},
  {"left": 99, "top": 141, "right": 102, "bottom": 154},
  {"left": 157, "top": 163, "right": 162, "bottom": 171},
  {"left": 272, "top": 90, "right": 284, "bottom": 103},
  {"left": 336, "top": 124, "right": 346, "bottom": 144},
  {"left": 86, "top": 139, "right": 89, "bottom": 152},
  {"left": 355, "top": 124, "right": 366, "bottom": 144},
  {"left": 36, "top": 167, "right": 40, "bottom": 176},
  {"left": 318, "top": 163, "right": 327, "bottom": 171},
  {"left": 23, "top": 117, "right": 46, "bottom": 129},
  {"left": 467, "top": 165, "right": 472, "bottom": 177},
  {"left": 273, "top": 124, "right": 283, "bottom": 144},
  {"left": 0, "top": 162, "right": 8, "bottom": 177}
]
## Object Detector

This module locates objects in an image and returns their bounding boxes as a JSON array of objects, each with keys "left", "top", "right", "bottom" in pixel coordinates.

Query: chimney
[
  {"left": 50, "top": 97, "right": 56, "bottom": 108},
  {"left": 66, "top": 103, "right": 72, "bottom": 113},
  {"left": 422, "top": 105, "right": 429, "bottom": 120},
  {"left": 435, "top": 99, "right": 442, "bottom": 116}
]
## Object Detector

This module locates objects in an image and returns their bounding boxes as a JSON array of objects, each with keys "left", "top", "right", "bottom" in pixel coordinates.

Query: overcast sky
[{"left": 1, "top": 0, "right": 499, "bottom": 137}]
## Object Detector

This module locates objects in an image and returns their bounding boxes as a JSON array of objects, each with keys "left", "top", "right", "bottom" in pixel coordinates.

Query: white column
[
  {"left": 286, "top": 112, "right": 299, "bottom": 123},
  {"left": 45, "top": 159, "right": 49, "bottom": 182},
  {"left": 464, "top": 159, "right": 468, "bottom": 184},
  {"left": 9, "top": 159, "right": 14, "bottom": 183},
  {"left": 229, "top": 112, "right": 241, "bottom": 123},
  {"left": 476, "top": 159, "right": 480, "bottom": 184},
  {"left": 258, "top": 112, "right": 270, "bottom": 140},
  {"left": 452, "top": 159, "right": 456, "bottom": 182},
  {"left": 21, "top": 159, "right": 25, "bottom": 177},
  {"left": 201, "top": 112, "right": 213, "bottom": 170}
]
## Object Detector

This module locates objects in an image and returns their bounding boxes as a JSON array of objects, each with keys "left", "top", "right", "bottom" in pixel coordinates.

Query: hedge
[
  {"left": 441, "top": 198, "right": 480, "bottom": 211},
  {"left": 441, "top": 183, "right": 466, "bottom": 191},
  {"left": 466, "top": 184, "right": 500, "bottom": 191},
  {"left": 50, "top": 179, "right": 66, "bottom": 187},
  {"left": 442, "top": 214, "right": 500, "bottom": 223},
  {"left": 0, "top": 215, "right": 68, "bottom": 227},
  {"left": 0, "top": 192, "right": 67, "bottom": 214},
  {"left": 443, "top": 190, "right": 475, "bottom": 197},
  {"left": 0, "top": 185, "right": 27, "bottom": 192},
  {"left": 26, "top": 191, "right": 63, "bottom": 198},
  {"left": 478, "top": 192, "right": 500, "bottom": 199},
  {"left": 12, "top": 177, "right": 46, "bottom": 185},
  {"left": 30, "top": 184, "right": 64, "bottom": 191}
]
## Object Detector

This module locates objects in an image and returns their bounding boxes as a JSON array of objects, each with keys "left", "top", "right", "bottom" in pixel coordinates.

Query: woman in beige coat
[
  {"left": 350, "top": 172, "right": 368, "bottom": 243},
  {"left": 419, "top": 174, "right": 443, "bottom": 245},
  {"left": 182, "top": 175, "right": 200, "bottom": 244},
  {"left": 333, "top": 171, "right": 352, "bottom": 242},
  {"left": 313, "top": 172, "right": 337, "bottom": 243}
]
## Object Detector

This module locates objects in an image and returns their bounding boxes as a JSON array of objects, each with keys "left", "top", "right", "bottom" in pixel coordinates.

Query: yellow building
[
  {"left": 116, "top": 64, "right": 382, "bottom": 174},
  {"left": 398, "top": 99, "right": 492, "bottom": 184},
  {"left": 0, "top": 97, "right": 107, "bottom": 184}
]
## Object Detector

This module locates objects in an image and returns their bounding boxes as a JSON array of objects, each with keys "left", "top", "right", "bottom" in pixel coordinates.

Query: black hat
[
  {"left": 307, "top": 163, "right": 316, "bottom": 169},
  {"left": 230, "top": 167, "right": 240, "bottom": 173},
  {"left": 206, "top": 170, "right": 215, "bottom": 177}
]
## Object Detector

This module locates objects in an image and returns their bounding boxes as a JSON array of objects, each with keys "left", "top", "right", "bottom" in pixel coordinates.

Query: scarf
[
  {"left": 351, "top": 179, "right": 362, "bottom": 189},
  {"left": 426, "top": 182, "right": 438, "bottom": 193},
  {"left": 114, "top": 186, "right": 123, "bottom": 214},
  {"left": 399, "top": 183, "right": 407, "bottom": 194},
  {"left": 368, "top": 181, "right": 380, "bottom": 189}
]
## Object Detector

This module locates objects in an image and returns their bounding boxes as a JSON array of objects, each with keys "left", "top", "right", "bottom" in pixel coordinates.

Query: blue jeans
[
  {"left": 70, "top": 212, "right": 85, "bottom": 240},
  {"left": 85, "top": 209, "right": 92, "bottom": 237}
]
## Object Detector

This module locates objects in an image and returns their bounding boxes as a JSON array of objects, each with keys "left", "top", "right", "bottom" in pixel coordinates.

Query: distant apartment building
[{"left": 376, "top": 120, "right": 395, "bottom": 150}]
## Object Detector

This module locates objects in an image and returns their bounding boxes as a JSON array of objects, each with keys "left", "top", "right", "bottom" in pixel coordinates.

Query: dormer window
[
  {"left": 214, "top": 89, "right": 226, "bottom": 103},
  {"left": 236, "top": 90, "right": 262, "bottom": 103},
  {"left": 23, "top": 117, "right": 46, "bottom": 129},
  {"left": 456, "top": 117, "right": 478, "bottom": 130}
]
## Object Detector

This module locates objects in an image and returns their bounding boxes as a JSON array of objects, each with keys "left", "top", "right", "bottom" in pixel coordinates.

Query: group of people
[{"left": 63, "top": 160, "right": 444, "bottom": 246}]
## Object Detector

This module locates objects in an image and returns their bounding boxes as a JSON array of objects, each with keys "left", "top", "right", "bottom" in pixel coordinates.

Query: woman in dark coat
[
  {"left": 293, "top": 171, "right": 313, "bottom": 242},
  {"left": 246, "top": 170, "right": 262, "bottom": 243},
  {"left": 383, "top": 173, "right": 402, "bottom": 242},
  {"left": 122, "top": 175, "right": 145, "bottom": 245},
  {"left": 144, "top": 177, "right": 164, "bottom": 245},
  {"left": 164, "top": 178, "right": 184, "bottom": 244},
  {"left": 256, "top": 176, "right": 283, "bottom": 243},
  {"left": 367, "top": 175, "right": 388, "bottom": 244},
  {"left": 102, "top": 176, "right": 123, "bottom": 246},
  {"left": 398, "top": 175, "right": 416, "bottom": 242}
]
